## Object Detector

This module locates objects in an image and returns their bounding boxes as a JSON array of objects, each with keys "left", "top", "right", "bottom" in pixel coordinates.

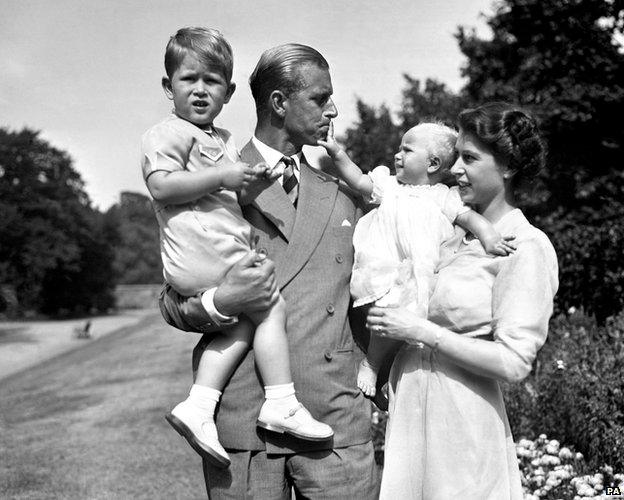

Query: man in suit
[{"left": 160, "top": 43, "right": 379, "bottom": 499}]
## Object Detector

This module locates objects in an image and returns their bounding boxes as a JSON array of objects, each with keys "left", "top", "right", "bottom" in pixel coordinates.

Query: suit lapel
[
  {"left": 239, "top": 142, "right": 296, "bottom": 241},
  {"left": 276, "top": 158, "right": 338, "bottom": 289}
]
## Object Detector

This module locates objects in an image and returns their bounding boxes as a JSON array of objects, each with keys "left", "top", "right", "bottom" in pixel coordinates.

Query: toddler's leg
[
  {"left": 166, "top": 320, "right": 254, "bottom": 468},
  {"left": 248, "top": 297, "right": 334, "bottom": 442},
  {"left": 358, "top": 335, "right": 401, "bottom": 398}
]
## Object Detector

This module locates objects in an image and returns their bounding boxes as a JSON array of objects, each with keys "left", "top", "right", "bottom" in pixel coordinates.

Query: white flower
[
  {"left": 555, "top": 359, "right": 566, "bottom": 370},
  {"left": 568, "top": 306, "right": 577, "bottom": 314}
]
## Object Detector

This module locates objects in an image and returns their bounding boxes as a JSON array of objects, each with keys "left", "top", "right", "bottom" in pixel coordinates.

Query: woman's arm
[
  {"left": 317, "top": 122, "right": 373, "bottom": 197},
  {"left": 367, "top": 237, "right": 558, "bottom": 383}
]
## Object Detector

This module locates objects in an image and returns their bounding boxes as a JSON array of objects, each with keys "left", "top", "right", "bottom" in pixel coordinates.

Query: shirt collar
[{"left": 252, "top": 136, "right": 302, "bottom": 171}]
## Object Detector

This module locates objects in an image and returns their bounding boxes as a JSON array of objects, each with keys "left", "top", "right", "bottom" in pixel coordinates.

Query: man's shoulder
[{"left": 240, "top": 140, "right": 262, "bottom": 162}]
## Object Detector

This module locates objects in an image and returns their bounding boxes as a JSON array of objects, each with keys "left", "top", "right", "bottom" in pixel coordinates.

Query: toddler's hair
[
  {"left": 164, "top": 27, "right": 233, "bottom": 83},
  {"left": 411, "top": 122, "right": 458, "bottom": 184}
]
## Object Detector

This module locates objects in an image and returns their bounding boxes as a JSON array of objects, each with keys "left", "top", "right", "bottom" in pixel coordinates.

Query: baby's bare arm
[
  {"left": 317, "top": 122, "right": 373, "bottom": 197},
  {"left": 455, "top": 210, "right": 516, "bottom": 256},
  {"left": 146, "top": 161, "right": 254, "bottom": 205}
]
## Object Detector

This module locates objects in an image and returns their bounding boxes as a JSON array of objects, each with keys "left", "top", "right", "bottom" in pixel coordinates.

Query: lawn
[{"left": 0, "top": 312, "right": 208, "bottom": 499}]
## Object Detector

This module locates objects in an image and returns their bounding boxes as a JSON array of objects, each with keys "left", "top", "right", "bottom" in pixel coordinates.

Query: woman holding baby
[{"left": 367, "top": 102, "right": 559, "bottom": 499}]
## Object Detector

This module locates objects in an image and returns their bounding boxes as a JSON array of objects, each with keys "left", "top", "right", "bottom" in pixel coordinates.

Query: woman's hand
[{"left": 366, "top": 305, "right": 436, "bottom": 345}]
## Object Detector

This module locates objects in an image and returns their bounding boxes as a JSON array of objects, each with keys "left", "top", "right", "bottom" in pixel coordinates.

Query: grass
[{"left": 0, "top": 312, "right": 209, "bottom": 499}]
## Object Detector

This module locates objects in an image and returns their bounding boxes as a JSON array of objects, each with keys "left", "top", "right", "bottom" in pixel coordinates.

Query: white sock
[
  {"left": 188, "top": 384, "right": 221, "bottom": 416},
  {"left": 264, "top": 382, "right": 298, "bottom": 408}
]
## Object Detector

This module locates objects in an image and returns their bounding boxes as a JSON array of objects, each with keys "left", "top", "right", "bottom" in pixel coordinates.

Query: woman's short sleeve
[
  {"left": 368, "top": 165, "right": 395, "bottom": 204},
  {"left": 491, "top": 233, "right": 559, "bottom": 382},
  {"left": 141, "top": 122, "right": 193, "bottom": 181}
]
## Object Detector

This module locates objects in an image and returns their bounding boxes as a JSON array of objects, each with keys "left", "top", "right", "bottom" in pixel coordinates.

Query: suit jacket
[{"left": 160, "top": 140, "right": 372, "bottom": 452}]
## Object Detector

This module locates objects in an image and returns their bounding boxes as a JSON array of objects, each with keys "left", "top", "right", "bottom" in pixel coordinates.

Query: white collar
[{"left": 252, "top": 136, "right": 302, "bottom": 171}]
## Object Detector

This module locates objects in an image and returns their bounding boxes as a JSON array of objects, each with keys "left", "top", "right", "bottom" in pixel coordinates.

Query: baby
[
  {"left": 319, "top": 122, "right": 515, "bottom": 400},
  {"left": 141, "top": 27, "right": 332, "bottom": 468}
]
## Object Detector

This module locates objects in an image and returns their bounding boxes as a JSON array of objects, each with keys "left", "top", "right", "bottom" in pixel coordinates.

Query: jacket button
[
  {"left": 326, "top": 304, "right": 335, "bottom": 315},
  {"left": 335, "top": 254, "right": 344, "bottom": 263},
  {"left": 324, "top": 350, "right": 333, "bottom": 361}
]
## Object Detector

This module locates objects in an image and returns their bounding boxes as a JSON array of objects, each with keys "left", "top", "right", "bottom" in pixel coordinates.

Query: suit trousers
[{"left": 203, "top": 441, "right": 380, "bottom": 499}]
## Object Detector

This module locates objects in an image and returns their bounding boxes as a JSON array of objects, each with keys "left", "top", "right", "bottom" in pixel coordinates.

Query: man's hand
[{"left": 213, "top": 251, "right": 279, "bottom": 316}]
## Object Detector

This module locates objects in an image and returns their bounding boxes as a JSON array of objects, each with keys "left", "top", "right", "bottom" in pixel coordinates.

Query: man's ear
[
  {"left": 426, "top": 156, "right": 441, "bottom": 174},
  {"left": 224, "top": 82, "right": 236, "bottom": 104},
  {"left": 162, "top": 76, "right": 174, "bottom": 100},
  {"left": 269, "top": 90, "right": 287, "bottom": 118}
]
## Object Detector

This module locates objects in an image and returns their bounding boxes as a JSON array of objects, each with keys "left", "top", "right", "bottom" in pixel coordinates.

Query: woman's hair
[
  {"left": 457, "top": 102, "right": 546, "bottom": 190},
  {"left": 249, "top": 43, "right": 329, "bottom": 116},
  {"left": 164, "top": 27, "right": 233, "bottom": 83}
]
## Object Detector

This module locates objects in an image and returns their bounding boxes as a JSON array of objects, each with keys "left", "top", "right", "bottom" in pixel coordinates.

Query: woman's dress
[{"left": 380, "top": 209, "right": 559, "bottom": 500}]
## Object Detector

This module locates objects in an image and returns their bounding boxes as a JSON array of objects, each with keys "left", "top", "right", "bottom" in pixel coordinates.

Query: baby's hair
[
  {"left": 458, "top": 102, "right": 546, "bottom": 191},
  {"left": 164, "top": 27, "right": 233, "bottom": 83},
  {"left": 410, "top": 122, "right": 459, "bottom": 184}
]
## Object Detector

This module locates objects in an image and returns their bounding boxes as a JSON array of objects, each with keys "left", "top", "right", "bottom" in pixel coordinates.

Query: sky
[{"left": 1, "top": 0, "right": 495, "bottom": 210}]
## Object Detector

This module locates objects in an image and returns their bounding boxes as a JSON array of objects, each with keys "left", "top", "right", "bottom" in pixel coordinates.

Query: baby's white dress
[{"left": 350, "top": 166, "right": 469, "bottom": 312}]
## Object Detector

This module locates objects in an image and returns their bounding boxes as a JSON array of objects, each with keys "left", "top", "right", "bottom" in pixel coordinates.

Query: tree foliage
[
  {"left": 106, "top": 192, "right": 162, "bottom": 284},
  {"left": 0, "top": 128, "right": 117, "bottom": 315},
  {"left": 345, "top": 0, "right": 624, "bottom": 322},
  {"left": 457, "top": 0, "right": 624, "bottom": 211},
  {"left": 456, "top": 0, "right": 624, "bottom": 322}
]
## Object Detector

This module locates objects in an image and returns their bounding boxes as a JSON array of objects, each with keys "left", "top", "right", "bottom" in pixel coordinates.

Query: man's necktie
[{"left": 281, "top": 156, "right": 299, "bottom": 206}]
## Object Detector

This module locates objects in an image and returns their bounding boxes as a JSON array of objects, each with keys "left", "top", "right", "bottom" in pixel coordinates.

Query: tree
[
  {"left": 343, "top": 100, "right": 402, "bottom": 172},
  {"left": 457, "top": 0, "right": 624, "bottom": 210},
  {"left": 0, "top": 128, "right": 117, "bottom": 315},
  {"left": 107, "top": 192, "right": 162, "bottom": 284},
  {"left": 398, "top": 76, "right": 469, "bottom": 129},
  {"left": 456, "top": 0, "right": 624, "bottom": 321}
]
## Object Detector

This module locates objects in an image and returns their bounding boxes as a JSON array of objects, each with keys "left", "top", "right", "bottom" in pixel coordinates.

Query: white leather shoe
[
  {"left": 257, "top": 402, "right": 334, "bottom": 441},
  {"left": 165, "top": 400, "right": 230, "bottom": 468}
]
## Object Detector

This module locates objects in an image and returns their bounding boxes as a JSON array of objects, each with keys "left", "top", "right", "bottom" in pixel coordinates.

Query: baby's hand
[
  {"left": 317, "top": 121, "right": 341, "bottom": 157},
  {"left": 220, "top": 161, "right": 254, "bottom": 190},
  {"left": 483, "top": 234, "right": 516, "bottom": 256}
]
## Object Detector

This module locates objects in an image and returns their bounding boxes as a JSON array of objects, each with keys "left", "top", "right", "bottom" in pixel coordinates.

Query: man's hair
[
  {"left": 164, "top": 27, "right": 233, "bottom": 82},
  {"left": 249, "top": 43, "right": 329, "bottom": 116}
]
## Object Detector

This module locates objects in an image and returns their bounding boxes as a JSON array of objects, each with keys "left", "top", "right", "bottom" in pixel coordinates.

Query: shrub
[{"left": 504, "top": 310, "right": 624, "bottom": 472}]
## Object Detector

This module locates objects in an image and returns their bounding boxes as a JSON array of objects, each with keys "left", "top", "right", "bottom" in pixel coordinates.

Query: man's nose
[{"left": 324, "top": 98, "right": 338, "bottom": 118}]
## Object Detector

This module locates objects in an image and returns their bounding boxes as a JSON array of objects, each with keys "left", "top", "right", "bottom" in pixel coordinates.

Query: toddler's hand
[
  {"left": 483, "top": 234, "right": 516, "bottom": 256},
  {"left": 317, "top": 121, "right": 341, "bottom": 157},
  {"left": 255, "top": 161, "right": 282, "bottom": 181},
  {"left": 220, "top": 161, "right": 254, "bottom": 190}
]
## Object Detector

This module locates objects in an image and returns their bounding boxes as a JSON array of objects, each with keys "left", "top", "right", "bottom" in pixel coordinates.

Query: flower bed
[{"left": 517, "top": 434, "right": 623, "bottom": 499}]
